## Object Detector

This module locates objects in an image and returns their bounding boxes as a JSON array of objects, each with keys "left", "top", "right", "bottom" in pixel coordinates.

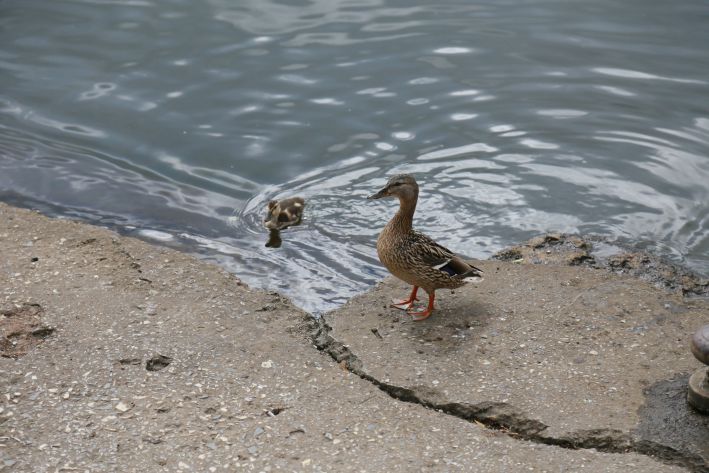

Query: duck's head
[
  {"left": 367, "top": 174, "right": 419, "bottom": 201},
  {"left": 263, "top": 197, "right": 305, "bottom": 230}
]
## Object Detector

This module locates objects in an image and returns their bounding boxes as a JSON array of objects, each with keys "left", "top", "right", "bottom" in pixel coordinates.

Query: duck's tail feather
[{"left": 461, "top": 270, "right": 484, "bottom": 283}]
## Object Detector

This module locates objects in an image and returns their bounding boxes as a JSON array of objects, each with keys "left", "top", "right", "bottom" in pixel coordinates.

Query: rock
[
  {"left": 493, "top": 233, "right": 594, "bottom": 266},
  {"left": 494, "top": 233, "right": 708, "bottom": 297},
  {"left": 691, "top": 325, "right": 709, "bottom": 365},
  {"left": 115, "top": 401, "right": 130, "bottom": 413}
]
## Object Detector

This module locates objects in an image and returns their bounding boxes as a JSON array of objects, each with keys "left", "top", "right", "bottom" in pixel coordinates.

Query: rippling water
[{"left": 1, "top": 0, "right": 708, "bottom": 313}]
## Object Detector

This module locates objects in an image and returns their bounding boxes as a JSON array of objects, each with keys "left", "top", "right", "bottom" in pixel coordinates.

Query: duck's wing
[
  {"left": 409, "top": 232, "right": 455, "bottom": 266},
  {"left": 409, "top": 232, "right": 483, "bottom": 278}
]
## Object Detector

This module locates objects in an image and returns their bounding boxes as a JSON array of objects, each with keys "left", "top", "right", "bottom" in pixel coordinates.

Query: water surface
[{"left": 1, "top": 0, "right": 708, "bottom": 313}]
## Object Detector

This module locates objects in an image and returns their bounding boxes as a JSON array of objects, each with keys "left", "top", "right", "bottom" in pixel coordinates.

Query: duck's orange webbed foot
[
  {"left": 390, "top": 286, "right": 419, "bottom": 310},
  {"left": 406, "top": 307, "right": 433, "bottom": 321},
  {"left": 406, "top": 292, "right": 435, "bottom": 321},
  {"left": 391, "top": 298, "right": 419, "bottom": 310}
]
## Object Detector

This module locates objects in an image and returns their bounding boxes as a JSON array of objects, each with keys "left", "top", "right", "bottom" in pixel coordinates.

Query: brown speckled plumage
[{"left": 368, "top": 174, "right": 482, "bottom": 320}]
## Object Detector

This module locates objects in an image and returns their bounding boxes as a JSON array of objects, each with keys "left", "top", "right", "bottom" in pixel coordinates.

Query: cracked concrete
[
  {"left": 323, "top": 247, "right": 709, "bottom": 471},
  {"left": 0, "top": 202, "right": 706, "bottom": 472}
]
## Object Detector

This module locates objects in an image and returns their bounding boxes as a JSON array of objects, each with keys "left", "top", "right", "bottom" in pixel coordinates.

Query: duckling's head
[
  {"left": 367, "top": 174, "right": 419, "bottom": 201},
  {"left": 263, "top": 197, "right": 305, "bottom": 230}
]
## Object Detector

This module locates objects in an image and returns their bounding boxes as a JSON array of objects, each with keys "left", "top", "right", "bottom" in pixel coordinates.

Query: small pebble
[{"left": 115, "top": 401, "right": 130, "bottom": 412}]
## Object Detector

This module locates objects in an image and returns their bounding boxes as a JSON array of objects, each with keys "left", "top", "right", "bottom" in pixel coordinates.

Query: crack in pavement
[{"left": 308, "top": 316, "right": 708, "bottom": 473}]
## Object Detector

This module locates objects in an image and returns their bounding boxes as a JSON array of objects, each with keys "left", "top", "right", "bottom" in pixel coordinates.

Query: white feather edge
[
  {"left": 432, "top": 260, "right": 484, "bottom": 283},
  {"left": 432, "top": 260, "right": 450, "bottom": 270}
]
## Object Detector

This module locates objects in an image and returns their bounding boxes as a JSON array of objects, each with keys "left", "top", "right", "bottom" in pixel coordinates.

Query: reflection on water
[
  {"left": 1, "top": 0, "right": 708, "bottom": 313},
  {"left": 265, "top": 229, "right": 283, "bottom": 248}
]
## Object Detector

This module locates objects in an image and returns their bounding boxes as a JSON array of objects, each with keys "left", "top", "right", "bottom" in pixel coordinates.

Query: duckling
[
  {"left": 263, "top": 197, "right": 305, "bottom": 231},
  {"left": 368, "top": 174, "right": 483, "bottom": 321}
]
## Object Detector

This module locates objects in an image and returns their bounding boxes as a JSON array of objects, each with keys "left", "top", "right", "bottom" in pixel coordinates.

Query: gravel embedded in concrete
[{"left": 0, "top": 203, "right": 703, "bottom": 472}]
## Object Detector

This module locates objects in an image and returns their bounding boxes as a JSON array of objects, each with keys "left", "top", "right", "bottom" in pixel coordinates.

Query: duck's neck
[{"left": 388, "top": 192, "right": 418, "bottom": 232}]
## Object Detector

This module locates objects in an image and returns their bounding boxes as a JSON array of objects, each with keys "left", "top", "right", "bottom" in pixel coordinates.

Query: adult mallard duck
[
  {"left": 263, "top": 197, "right": 305, "bottom": 231},
  {"left": 368, "top": 174, "right": 483, "bottom": 321}
]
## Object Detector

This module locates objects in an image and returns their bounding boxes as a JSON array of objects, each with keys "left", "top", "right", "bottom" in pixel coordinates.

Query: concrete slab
[
  {"left": 325, "top": 258, "right": 709, "bottom": 469},
  {"left": 0, "top": 203, "right": 703, "bottom": 472}
]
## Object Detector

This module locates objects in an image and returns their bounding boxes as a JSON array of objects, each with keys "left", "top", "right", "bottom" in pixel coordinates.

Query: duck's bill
[{"left": 367, "top": 188, "right": 388, "bottom": 199}]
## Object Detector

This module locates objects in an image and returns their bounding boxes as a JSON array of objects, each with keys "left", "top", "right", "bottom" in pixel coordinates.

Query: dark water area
[{"left": 1, "top": 0, "right": 708, "bottom": 314}]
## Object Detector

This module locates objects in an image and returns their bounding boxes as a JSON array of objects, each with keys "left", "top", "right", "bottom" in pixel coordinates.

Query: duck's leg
[
  {"left": 407, "top": 291, "right": 435, "bottom": 321},
  {"left": 391, "top": 286, "right": 419, "bottom": 310}
]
